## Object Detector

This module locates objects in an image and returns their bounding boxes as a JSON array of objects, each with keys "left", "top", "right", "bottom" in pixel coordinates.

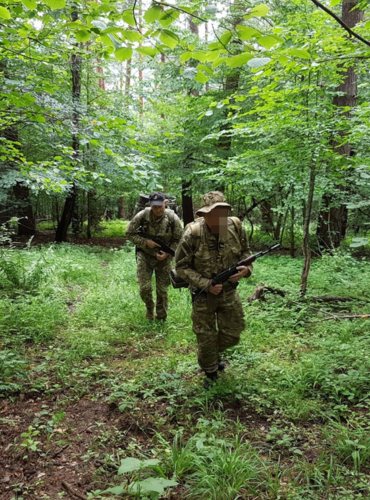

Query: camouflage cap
[{"left": 196, "top": 191, "right": 231, "bottom": 215}]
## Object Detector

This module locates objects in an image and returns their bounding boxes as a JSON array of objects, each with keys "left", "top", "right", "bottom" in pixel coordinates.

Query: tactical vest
[
  {"left": 138, "top": 207, "right": 176, "bottom": 238},
  {"left": 188, "top": 216, "right": 245, "bottom": 277}
]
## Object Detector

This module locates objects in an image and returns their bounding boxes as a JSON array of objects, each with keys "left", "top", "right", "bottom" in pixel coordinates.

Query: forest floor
[{"left": 0, "top": 243, "right": 369, "bottom": 499}]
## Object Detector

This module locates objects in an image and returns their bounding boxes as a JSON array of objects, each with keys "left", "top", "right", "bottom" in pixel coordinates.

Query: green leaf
[
  {"left": 195, "top": 71, "right": 209, "bottom": 84},
  {"left": 114, "top": 47, "right": 133, "bottom": 61},
  {"left": 236, "top": 25, "right": 259, "bottom": 41},
  {"left": 0, "top": 6, "right": 11, "bottom": 19},
  {"left": 180, "top": 51, "right": 193, "bottom": 63},
  {"left": 43, "top": 0, "right": 66, "bottom": 10},
  {"left": 349, "top": 237, "right": 369, "bottom": 248},
  {"left": 99, "top": 34, "right": 115, "bottom": 48},
  {"left": 245, "top": 4, "right": 269, "bottom": 18},
  {"left": 288, "top": 48, "right": 311, "bottom": 59},
  {"left": 75, "top": 30, "right": 91, "bottom": 43},
  {"left": 22, "top": 0, "right": 37, "bottom": 10},
  {"left": 159, "top": 9, "right": 180, "bottom": 27},
  {"left": 130, "top": 478, "right": 178, "bottom": 495},
  {"left": 118, "top": 457, "right": 142, "bottom": 474},
  {"left": 219, "top": 30, "right": 232, "bottom": 46},
  {"left": 144, "top": 5, "right": 162, "bottom": 23},
  {"left": 159, "top": 29, "right": 179, "bottom": 49},
  {"left": 101, "top": 485, "right": 126, "bottom": 495},
  {"left": 121, "top": 29, "right": 142, "bottom": 43},
  {"left": 257, "top": 35, "right": 281, "bottom": 49},
  {"left": 137, "top": 46, "right": 158, "bottom": 57},
  {"left": 122, "top": 9, "right": 136, "bottom": 27},
  {"left": 247, "top": 57, "right": 271, "bottom": 68},
  {"left": 225, "top": 52, "right": 252, "bottom": 68}
]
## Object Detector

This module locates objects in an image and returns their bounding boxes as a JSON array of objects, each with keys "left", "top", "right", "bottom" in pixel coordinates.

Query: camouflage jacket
[
  {"left": 175, "top": 217, "right": 251, "bottom": 289},
  {"left": 126, "top": 208, "right": 183, "bottom": 258}
]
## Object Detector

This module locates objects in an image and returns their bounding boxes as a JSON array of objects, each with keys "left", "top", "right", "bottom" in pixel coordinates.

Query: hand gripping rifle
[
  {"left": 170, "top": 243, "right": 281, "bottom": 294},
  {"left": 137, "top": 229, "right": 175, "bottom": 257}
]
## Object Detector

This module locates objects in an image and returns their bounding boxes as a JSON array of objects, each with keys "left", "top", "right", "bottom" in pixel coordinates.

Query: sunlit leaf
[
  {"left": 245, "top": 3, "right": 269, "bottom": 18},
  {"left": 288, "top": 48, "right": 311, "bottom": 59},
  {"left": 137, "top": 46, "right": 158, "bottom": 57},
  {"left": 219, "top": 31, "right": 232, "bottom": 46},
  {"left": 195, "top": 71, "right": 209, "bottom": 84},
  {"left": 43, "top": 0, "right": 66, "bottom": 10},
  {"left": 120, "top": 30, "right": 142, "bottom": 43},
  {"left": 257, "top": 35, "right": 282, "bottom": 49},
  {"left": 236, "top": 25, "right": 259, "bottom": 41},
  {"left": 75, "top": 30, "right": 91, "bottom": 42},
  {"left": 144, "top": 5, "right": 162, "bottom": 23},
  {"left": 159, "top": 29, "right": 179, "bottom": 49},
  {"left": 159, "top": 9, "right": 180, "bottom": 27},
  {"left": 122, "top": 9, "right": 136, "bottom": 27},
  {"left": 114, "top": 47, "right": 133, "bottom": 61},
  {"left": 22, "top": 0, "right": 37, "bottom": 10},
  {"left": 0, "top": 6, "right": 11, "bottom": 19},
  {"left": 225, "top": 52, "right": 252, "bottom": 68},
  {"left": 99, "top": 34, "right": 115, "bottom": 48}
]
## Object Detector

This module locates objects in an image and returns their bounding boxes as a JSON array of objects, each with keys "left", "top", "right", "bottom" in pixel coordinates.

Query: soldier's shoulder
[
  {"left": 228, "top": 216, "right": 242, "bottom": 231},
  {"left": 165, "top": 208, "right": 180, "bottom": 221},
  {"left": 184, "top": 218, "right": 204, "bottom": 237},
  {"left": 132, "top": 208, "right": 147, "bottom": 220}
]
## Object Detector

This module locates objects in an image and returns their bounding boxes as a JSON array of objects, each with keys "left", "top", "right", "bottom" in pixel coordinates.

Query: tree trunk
[
  {"left": 301, "top": 165, "right": 316, "bottom": 296},
  {"left": 125, "top": 58, "right": 132, "bottom": 96},
  {"left": 55, "top": 9, "right": 81, "bottom": 243},
  {"left": 260, "top": 200, "right": 275, "bottom": 236},
  {"left": 4, "top": 126, "right": 35, "bottom": 236},
  {"left": 117, "top": 196, "right": 127, "bottom": 219},
  {"left": 182, "top": 179, "right": 194, "bottom": 226},
  {"left": 13, "top": 183, "right": 36, "bottom": 236},
  {"left": 316, "top": 0, "right": 363, "bottom": 250}
]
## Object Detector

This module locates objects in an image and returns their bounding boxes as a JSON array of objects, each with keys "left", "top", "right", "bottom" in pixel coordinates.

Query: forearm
[{"left": 176, "top": 266, "right": 210, "bottom": 290}]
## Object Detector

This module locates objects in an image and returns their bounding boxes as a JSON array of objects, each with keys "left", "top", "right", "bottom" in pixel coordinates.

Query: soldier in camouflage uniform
[
  {"left": 175, "top": 192, "right": 252, "bottom": 387},
  {"left": 126, "top": 192, "right": 183, "bottom": 321}
]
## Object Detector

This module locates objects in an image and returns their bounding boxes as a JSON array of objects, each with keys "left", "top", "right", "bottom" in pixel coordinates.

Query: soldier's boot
[
  {"left": 146, "top": 307, "right": 154, "bottom": 321},
  {"left": 203, "top": 370, "right": 218, "bottom": 389},
  {"left": 155, "top": 295, "right": 167, "bottom": 321},
  {"left": 218, "top": 356, "right": 227, "bottom": 372}
]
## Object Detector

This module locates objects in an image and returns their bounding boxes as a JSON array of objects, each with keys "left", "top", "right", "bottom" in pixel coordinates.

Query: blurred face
[
  {"left": 151, "top": 202, "right": 166, "bottom": 218},
  {"left": 204, "top": 207, "right": 230, "bottom": 235}
]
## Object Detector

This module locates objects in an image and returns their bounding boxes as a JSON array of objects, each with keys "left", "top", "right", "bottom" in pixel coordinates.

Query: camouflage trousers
[
  {"left": 136, "top": 252, "right": 171, "bottom": 320},
  {"left": 191, "top": 289, "right": 245, "bottom": 373}
]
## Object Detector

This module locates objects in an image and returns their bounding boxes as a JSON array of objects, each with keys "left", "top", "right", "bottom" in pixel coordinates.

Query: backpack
[{"left": 187, "top": 216, "right": 243, "bottom": 252}]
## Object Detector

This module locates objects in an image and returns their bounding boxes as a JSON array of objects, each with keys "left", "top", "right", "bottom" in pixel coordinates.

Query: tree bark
[
  {"left": 316, "top": 0, "right": 363, "bottom": 251},
  {"left": 181, "top": 179, "right": 194, "bottom": 226},
  {"left": 301, "top": 165, "right": 316, "bottom": 296},
  {"left": 55, "top": 10, "right": 81, "bottom": 242}
]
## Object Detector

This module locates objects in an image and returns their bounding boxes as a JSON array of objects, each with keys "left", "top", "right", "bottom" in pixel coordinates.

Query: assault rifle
[
  {"left": 137, "top": 229, "right": 175, "bottom": 257},
  {"left": 170, "top": 243, "right": 280, "bottom": 291}
]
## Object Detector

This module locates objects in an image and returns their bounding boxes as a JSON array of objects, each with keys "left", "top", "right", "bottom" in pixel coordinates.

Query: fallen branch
[
  {"left": 61, "top": 481, "right": 87, "bottom": 500},
  {"left": 50, "top": 443, "right": 69, "bottom": 459},
  {"left": 308, "top": 296, "right": 368, "bottom": 303},
  {"left": 311, "top": 313, "right": 370, "bottom": 322},
  {"left": 248, "top": 285, "right": 286, "bottom": 302}
]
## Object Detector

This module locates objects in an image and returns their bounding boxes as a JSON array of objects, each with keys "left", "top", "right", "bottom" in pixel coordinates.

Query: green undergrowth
[{"left": 1, "top": 244, "right": 369, "bottom": 498}]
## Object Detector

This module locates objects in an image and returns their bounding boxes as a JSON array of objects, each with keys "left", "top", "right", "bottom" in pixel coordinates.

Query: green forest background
[{"left": 1, "top": 0, "right": 370, "bottom": 498}]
